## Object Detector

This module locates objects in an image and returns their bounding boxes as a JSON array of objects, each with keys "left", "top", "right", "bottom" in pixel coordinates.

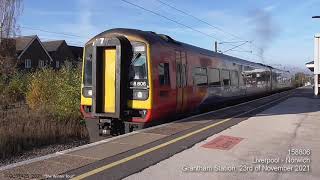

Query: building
[
  {"left": 69, "top": 45, "right": 83, "bottom": 62},
  {"left": 1, "top": 35, "right": 83, "bottom": 71},
  {"left": 306, "top": 61, "right": 314, "bottom": 72},
  {"left": 14, "top": 35, "right": 53, "bottom": 70},
  {"left": 42, "top": 40, "right": 75, "bottom": 69}
]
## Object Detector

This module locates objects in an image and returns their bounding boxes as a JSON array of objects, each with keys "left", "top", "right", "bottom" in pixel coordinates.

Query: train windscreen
[
  {"left": 129, "top": 41, "right": 148, "bottom": 87},
  {"left": 129, "top": 53, "right": 147, "bottom": 80}
]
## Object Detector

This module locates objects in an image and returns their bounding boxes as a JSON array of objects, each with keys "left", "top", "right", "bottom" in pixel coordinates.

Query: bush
[
  {"left": 0, "top": 72, "right": 29, "bottom": 105},
  {"left": 26, "top": 65, "right": 81, "bottom": 120},
  {"left": 0, "top": 75, "right": 5, "bottom": 94},
  {"left": 5, "top": 72, "right": 29, "bottom": 102},
  {"left": 26, "top": 68, "right": 58, "bottom": 111},
  {"left": 54, "top": 65, "right": 82, "bottom": 120}
]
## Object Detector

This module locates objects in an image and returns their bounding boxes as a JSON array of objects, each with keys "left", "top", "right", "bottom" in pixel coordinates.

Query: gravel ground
[{"left": 0, "top": 139, "right": 89, "bottom": 167}]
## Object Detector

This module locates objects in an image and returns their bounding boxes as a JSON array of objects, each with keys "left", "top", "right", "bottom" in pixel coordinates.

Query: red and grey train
[{"left": 80, "top": 28, "right": 292, "bottom": 137}]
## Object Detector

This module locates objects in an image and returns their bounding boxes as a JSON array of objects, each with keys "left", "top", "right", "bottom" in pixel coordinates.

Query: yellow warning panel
[{"left": 103, "top": 49, "right": 116, "bottom": 113}]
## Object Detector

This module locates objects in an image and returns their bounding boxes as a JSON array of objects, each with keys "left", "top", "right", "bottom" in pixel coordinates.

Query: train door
[
  {"left": 103, "top": 49, "right": 116, "bottom": 113},
  {"left": 92, "top": 36, "right": 132, "bottom": 120},
  {"left": 176, "top": 51, "right": 187, "bottom": 113}
]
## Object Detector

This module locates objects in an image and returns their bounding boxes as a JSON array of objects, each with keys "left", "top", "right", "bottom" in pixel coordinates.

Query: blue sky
[{"left": 19, "top": 0, "right": 320, "bottom": 73}]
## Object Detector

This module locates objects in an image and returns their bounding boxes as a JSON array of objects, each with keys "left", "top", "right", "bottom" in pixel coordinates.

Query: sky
[{"left": 19, "top": 0, "right": 320, "bottom": 73}]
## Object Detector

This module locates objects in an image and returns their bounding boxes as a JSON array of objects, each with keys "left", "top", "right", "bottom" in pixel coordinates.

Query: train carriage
[{"left": 80, "top": 28, "right": 292, "bottom": 138}]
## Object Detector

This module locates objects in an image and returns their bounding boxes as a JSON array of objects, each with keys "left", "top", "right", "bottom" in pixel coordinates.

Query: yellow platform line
[{"left": 71, "top": 93, "right": 291, "bottom": 180}]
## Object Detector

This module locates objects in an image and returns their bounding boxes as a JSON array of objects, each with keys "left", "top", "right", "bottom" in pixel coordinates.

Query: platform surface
[
  {"left": 125, "top": 87, "right": 320, "bottom": 180},
  {"left": 0, "top": 88, "right": 317, "bottom": 180}
]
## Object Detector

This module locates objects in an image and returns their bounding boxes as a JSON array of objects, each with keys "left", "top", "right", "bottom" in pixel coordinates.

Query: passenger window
[
  {"left": 221, "top": 70, "right": 231, "bottom": 86},
  {"left": 159, "top": 63, "right": 170, "bottom": 86},
  {"left": 208, "top": 68, "right": 221, "bottom": 86},
  {"left": 193, "top": 67, "right": 207, "bottom": 86},
  {"left": 231, "top": 71, "right": 239, "bottom": 86}
]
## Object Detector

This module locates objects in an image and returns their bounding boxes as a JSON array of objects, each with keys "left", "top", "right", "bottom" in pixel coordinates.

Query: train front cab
[{"left": 80, "top": 35, "right": 153, "bottom": 137}]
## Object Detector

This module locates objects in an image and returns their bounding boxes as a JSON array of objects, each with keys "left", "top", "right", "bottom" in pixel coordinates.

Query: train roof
[{"left": 87, "top": 28, "right": 289, "bottom": 73}]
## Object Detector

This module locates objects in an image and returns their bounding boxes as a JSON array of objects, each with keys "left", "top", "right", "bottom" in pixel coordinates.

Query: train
[{"left": 80, "top": 28, "right": 293, "bottom": 138}]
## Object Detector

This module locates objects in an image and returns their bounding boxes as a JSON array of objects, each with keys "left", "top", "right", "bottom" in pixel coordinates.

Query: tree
[
  {"left": 0, "top": 0, "right": 22, "bottom": 39},
  {"left": 293, "top": 72, "right": 310, "bottom": 87},
  {"left": 0, "top": 0, "right": 23, "bottom": 80}
]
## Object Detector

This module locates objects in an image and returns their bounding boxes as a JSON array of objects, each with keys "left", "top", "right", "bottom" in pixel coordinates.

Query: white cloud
[{"left": 263, "top": 4, "right": 277, "bottom": 12}]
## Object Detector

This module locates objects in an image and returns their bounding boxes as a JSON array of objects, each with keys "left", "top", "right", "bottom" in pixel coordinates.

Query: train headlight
[
  {"left": 83, "top": 87, "right": 93, "bottom": 97},
  {"left": 137, "top": 91, "right": 143, "bottom": 98},
  {"left": 132, "top": 90, "right": 148, "bottom": 100}
]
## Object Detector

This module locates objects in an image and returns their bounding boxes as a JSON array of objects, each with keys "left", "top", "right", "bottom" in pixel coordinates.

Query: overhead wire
[
  {"left": 20, "top": 26, "right": 86, "bottom": 38},
  {"left": 155, "top": 0, "right": 244, "bottom": 41},
  {"left": 19, "top": 26, "right": 87, "bottom": 46},
  {"left": 120, "top": 0, "right": 221, "bottom": 40},
  {"left": 152, "top": 0, "right": 273, "bottom": 63},
  {"left": 121, "top": 0, "right": 262, "bottom": 61}
]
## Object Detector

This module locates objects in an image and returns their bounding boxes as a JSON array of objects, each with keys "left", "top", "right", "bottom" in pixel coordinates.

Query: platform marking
[
  {"left": 71, "top": 93, "right": 291, "bottom": 180},
  {"left": 201, "top": 135, "right": 244, "bottom": 150}
]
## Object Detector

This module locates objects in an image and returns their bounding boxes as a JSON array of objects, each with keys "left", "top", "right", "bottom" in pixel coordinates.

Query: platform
[
  {"left": 126, "top": 87, "right": 320, "bottom": 180},
  {"left": 0, "top": 87, "right": 317, "bottom": 180}
]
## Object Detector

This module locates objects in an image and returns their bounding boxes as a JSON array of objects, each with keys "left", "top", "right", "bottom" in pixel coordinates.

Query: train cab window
[
  {"left": 193, "top": 67, "right": 207, "bottom": 86},
  {"left": 129, "top": 42, "right": 148, "bottom": 81},
  {"left": 231, "top": 71, "right": 239, "bottom": 86},
  {"left": 83, "top": 44, "right": 93, "bottom": 86},
  {"left": 208, "top": 68, "right": 221, "bottom": 86},
  {"left": 159, "top": 63, "right": 170, "bottom": 86},
  {"left": 221, "top": 70, "right": 231, "bottom": 86}
]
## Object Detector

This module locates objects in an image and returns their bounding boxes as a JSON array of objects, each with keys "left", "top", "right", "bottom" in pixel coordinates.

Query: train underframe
[{"left": 85, "top": 117, "right": 146, "bottom": 141}]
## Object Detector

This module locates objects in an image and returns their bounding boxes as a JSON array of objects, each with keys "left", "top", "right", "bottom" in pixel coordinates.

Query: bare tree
[
  {"left": 0, "top": 0, "right": 22, "bottom": 39},
  {"left": 0, "top": 0, "right": 23, "bottom": 80}
]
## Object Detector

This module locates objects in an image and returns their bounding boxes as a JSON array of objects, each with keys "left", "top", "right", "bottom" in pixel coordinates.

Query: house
[
  {"left": 43, "top": 40, "right": 76, "bottom": 69},
  {"left": 14, "top": 35, "right": 53, "bottom": 70},
  {"left": 1, "top": 36, "right": 83, "bottom": 71},
  {"left": 69, "top": 45, "right": 83, "bottom": 62}
]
